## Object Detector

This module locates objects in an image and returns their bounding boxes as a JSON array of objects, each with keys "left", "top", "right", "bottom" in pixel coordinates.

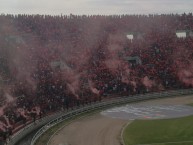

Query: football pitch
[{"left": 123, "top": 115, "right": 193, "bottom": 145}]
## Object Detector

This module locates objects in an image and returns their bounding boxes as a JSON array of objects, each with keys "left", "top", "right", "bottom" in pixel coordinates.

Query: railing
[{"left": 7, "top": 89, "right": 193, "bottom": 145}]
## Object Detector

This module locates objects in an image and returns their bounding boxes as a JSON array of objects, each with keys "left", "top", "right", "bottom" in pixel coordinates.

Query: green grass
[
  {"left": 123, "top": 116, "right": 193, "bottom": 145},
  {"left": 162, "top": 142, "right": 193, "bottom": 145},
  {"left": 188, "top": 103, "right": 193, "bottom": 107}
]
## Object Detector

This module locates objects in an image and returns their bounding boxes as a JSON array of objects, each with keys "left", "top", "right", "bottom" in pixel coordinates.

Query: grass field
[
  {"left": 123, "top": 115, "right": 193, "bottom": 145},
  {"left": 189, "top": 103, "right": 193, "bottom": 107}
]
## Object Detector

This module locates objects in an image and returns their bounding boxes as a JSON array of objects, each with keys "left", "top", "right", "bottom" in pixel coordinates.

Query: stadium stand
[{"left": 0, "top": 13, "right": 193, "bottom": 143}]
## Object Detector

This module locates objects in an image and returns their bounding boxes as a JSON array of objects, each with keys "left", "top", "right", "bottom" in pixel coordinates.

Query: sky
[{"left": 0, "top": 0, "right": 193, "bottom": 15}]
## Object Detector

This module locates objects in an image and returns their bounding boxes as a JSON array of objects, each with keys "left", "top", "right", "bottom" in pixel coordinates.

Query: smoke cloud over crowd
[{"left": 0, "top": 13, "right": 193, "bottom": 141}]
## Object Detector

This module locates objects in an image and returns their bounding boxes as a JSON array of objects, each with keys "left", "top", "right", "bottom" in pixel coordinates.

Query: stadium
[{"left": 0, "top": 1, "right": 193, "bottom": 145}]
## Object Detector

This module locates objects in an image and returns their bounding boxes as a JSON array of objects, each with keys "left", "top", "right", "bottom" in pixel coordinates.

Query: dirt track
[
  {"left": 48, "top": 114, "right": 127, "bottom": 145},
  {"left": 48, "top": 95, "right": 193, "bottom": 145}
]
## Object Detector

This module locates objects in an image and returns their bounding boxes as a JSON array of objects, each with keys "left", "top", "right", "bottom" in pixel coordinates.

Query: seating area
[{"left": 0, "top": 13, "right": 193, "bottom": 143}]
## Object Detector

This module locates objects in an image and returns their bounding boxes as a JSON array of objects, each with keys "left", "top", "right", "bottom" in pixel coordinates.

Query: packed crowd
[{"left": 0, "top": 13, "right": 193, "bottom": 143}]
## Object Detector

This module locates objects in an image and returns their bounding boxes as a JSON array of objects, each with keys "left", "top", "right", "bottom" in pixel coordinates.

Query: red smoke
[
  {"left": 0, "top": 14, "right": 193, "bottom": 133},
  {"left": 173, "top": 44, "right": 193, "bottom": 87},
  {"left": 142, "top": 76, "right": 155, "bottom": 89},
  {"left": 4, "top": 115, "right": 12, "bottom": 128},
  {"left": 88, "top": 80, "right": 100, "bottom": 95},
  {"left": 17, "top": 108, "right": 28, "bottom": 118},
  {"left": 0, "top": 121, "right": 6, "bottom": 132}
]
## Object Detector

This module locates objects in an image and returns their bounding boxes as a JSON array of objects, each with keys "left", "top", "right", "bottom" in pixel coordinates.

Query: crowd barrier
[{"left": 7, "top": 89, "right": 193, "bottom": 145}]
